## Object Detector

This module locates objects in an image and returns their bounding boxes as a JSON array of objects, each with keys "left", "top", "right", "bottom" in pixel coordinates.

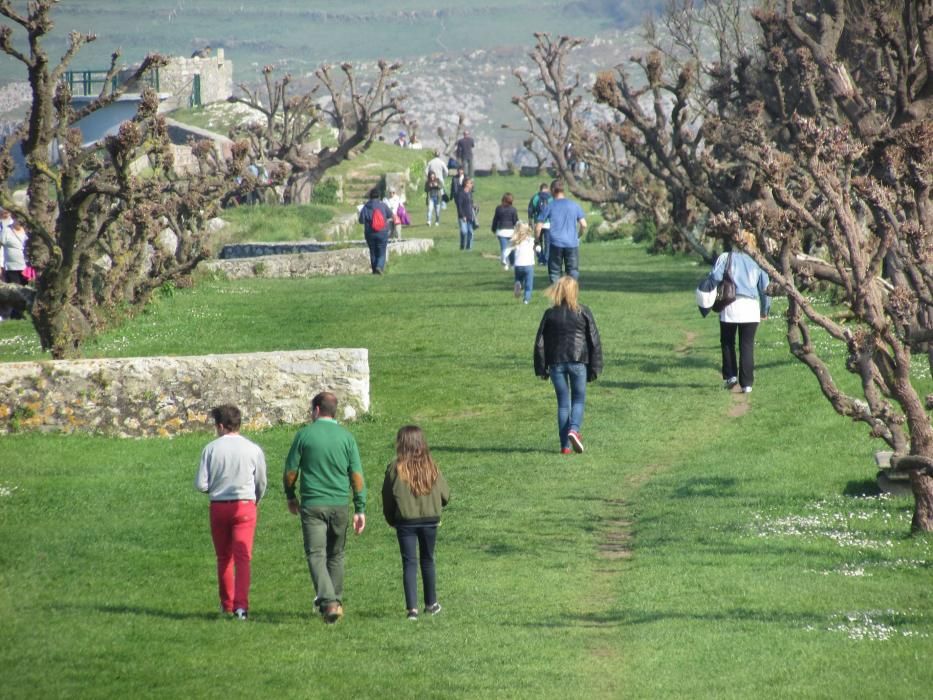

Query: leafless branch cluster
[
  {"left": 514, "top": 1, "right": 933, "bottom": 530},
  {"left": 0, "top": 0, "right": 241, "bottom": 357}
]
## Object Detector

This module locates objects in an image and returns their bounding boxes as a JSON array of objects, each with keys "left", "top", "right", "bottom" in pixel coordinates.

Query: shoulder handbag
[
  {"left": 695, "top": 273, "right": 717, "bottom": 317},
  {"left": 711, "top": 252, "right": 736, "bottom": 313}
]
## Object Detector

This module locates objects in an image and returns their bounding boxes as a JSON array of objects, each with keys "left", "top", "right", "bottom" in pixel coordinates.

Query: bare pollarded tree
[
  {"left": 435, "top": 112, "right": 466, "bottom": 160},
  {"left": 228, "top": 61, "right": 405, "bottom": 204},
  {"left": 0, "top": 0, "right": 244, "bottom": 358},
  {"left": 516, "top": 1, "right": 933, "bottom": 532},
  {"left": 704, "top": 0, "right": 933, "bottom": 531}
]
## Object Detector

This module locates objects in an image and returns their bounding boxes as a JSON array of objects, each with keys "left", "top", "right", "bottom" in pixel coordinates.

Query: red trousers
[{"left": 209, "top": 500, "right": 257, "bottom": 612}]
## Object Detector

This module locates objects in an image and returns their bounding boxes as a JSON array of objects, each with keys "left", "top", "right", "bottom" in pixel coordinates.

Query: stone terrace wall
[
  {"left": 0, "top": 349, "right": 369, "bottom": 438},
  {"left": 202, "top": 238, "right": 434, "bottom": 279}
]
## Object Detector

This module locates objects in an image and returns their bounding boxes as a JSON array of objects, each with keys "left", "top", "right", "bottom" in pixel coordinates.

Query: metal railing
[{"left": 63, "top": 68, "right": 161, "bottom": 97}]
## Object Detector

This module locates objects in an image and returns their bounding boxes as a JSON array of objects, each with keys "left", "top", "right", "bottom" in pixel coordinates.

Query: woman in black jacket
[
  {"left": 534, "top": 276, "right": 603, "bottom": 454},
  {"left": 491, "top": 192, "right": 519, "bottom": 269}
]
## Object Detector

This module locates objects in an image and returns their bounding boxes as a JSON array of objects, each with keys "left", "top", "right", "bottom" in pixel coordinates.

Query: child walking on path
[
  {"left": 382, "top": 425, "right": 451, "bottom": 620},
  {"left": 505, "top": 222, "right": 537, "bottom": 304}
]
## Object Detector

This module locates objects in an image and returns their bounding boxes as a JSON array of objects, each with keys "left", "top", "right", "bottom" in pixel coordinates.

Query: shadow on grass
[
  {"left": 842, "top": 479, "right": 881, "bottom": 497},
  {"left": 432, "top": 444, "right": 545, "bottom": 455},
  {"left": 89, "top": 604, "right": 315, "bottom": 625},
  {"left": 672, "top": 476, "right": 739, "bottom": 498}
]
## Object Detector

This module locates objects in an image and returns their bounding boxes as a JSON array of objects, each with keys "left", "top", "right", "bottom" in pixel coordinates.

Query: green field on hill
[{"left": 1, "top": 170, "right": 931, "bottom": 697}]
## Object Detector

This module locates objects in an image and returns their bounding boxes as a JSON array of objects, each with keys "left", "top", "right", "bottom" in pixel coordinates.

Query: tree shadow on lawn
[
  {"left": 577, "top": 269, "right": 696, "bottom": 295},
  {"left": 432, "top": 444, "right": 547, "bottom": 455},
  {"left": 524, "top": 605, "right": 845, "bottom": 629}
]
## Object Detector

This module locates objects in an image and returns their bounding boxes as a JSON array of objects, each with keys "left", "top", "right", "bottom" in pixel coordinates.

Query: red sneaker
[
  {"left": 568, "top": 431, "right": 584, "bottom": 454},
  {"left": 561, "top": 448, "right": 573, "bottom": 455}
]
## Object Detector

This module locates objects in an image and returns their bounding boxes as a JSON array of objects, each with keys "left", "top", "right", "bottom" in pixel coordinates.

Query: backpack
[
  {"left": 533, "top": 192, "right": 551, "bottom": 220},
  {"left": 371, "top": 206, "right": 386, "bottom": 232}
]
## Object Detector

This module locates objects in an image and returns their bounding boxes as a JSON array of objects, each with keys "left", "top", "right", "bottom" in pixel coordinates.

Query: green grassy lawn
[{"left": 1, "top": 176, "right": 932, "bottom": 698}]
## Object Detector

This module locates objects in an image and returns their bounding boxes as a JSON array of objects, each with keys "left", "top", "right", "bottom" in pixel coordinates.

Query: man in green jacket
[{"left": 284, "top": 392, "right": 366, "bottom": 624}]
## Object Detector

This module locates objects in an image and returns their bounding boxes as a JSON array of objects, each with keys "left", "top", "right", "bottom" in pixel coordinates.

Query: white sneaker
[{"left": 742, "top": 386, "right": 753, "bottom": 393}]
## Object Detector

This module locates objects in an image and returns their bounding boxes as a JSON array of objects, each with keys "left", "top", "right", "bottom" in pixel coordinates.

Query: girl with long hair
[
  {"left": 382, "top": 425, "right": 451, "bottom": 620},
  {"left": 504, "top": 222, "right": 537, "bottom": 304}
]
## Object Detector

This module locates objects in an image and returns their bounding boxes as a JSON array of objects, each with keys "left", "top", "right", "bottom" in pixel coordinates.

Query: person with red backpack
[{"left": 358, "top": 187, "right": 394, "bottom": 275}]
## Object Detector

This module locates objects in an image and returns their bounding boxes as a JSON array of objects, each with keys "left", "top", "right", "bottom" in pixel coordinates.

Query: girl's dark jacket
[
  {"left": 534, "top": 304, "right": 603, "bottom": 382},
  {"left": 382, "top": 461, "right": 451, "bottom": 527}
]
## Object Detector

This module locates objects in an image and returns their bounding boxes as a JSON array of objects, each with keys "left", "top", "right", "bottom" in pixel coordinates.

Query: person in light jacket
[
  {"left": 710, "top": 232, "right": 771, "bottom": 393},
  {"left": 534, "top": 276, "right": 603, "bottom": 454}
]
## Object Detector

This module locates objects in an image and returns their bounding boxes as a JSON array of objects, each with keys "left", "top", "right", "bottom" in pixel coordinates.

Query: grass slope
[{"left": 1, "top": 176, "right": 931, "bottom": 698}]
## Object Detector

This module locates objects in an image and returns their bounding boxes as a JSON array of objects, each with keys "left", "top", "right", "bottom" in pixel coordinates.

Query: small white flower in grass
[{"left": 0, "top": 483, "right": 18, "bottom": 498}]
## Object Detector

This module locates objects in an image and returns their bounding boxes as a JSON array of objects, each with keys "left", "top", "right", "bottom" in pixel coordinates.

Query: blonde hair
[
  {"left": 546, "top": 275, "right": 580, "bottom": 312},
  {"left": 395, "top": 425, "right": 438, "bottom": 497},
  {"left": 510, "top": 221, "right": 533, "bottom": 246}
]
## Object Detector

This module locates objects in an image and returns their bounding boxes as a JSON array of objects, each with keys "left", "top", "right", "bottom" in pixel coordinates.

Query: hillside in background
[{"left": 0, "top": 0, "right": 664, "bottom": 163}]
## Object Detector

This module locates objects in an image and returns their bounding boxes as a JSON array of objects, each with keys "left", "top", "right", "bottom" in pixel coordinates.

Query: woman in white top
[
  {"left": 504, "top": 222, "right": 537, "bottom": 304},
  {"left": 709, "top": 232, "right": 771, "bottom": 393},
  {"left": 383, "top": 187, "right": 403, "bottom": 240},
  {"left": 0, "top": 222, "right": 28, "bottom": 285}
]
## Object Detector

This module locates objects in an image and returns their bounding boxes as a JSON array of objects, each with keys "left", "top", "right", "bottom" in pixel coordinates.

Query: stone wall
[
  {"left": 0, "top": 349, "right": 369, "bottom": 438},
  {"left": 201, "top": 238, "right": 434, "bottom": 279}
]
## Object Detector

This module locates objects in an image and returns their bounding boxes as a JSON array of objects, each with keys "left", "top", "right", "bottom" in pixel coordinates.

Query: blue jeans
[
  {"left": 459, "top": 219, "right": 474, "bottom": 250},
  {"left": 365, "top": 231, "right": 389, "bottom": 273},
  {"left": 548, "top": 244, "right": 579, "bottom": 283},
  {"left": 550, "top": 361, "right": 587, "bottom": 450},
  {"left": 396, "top": 523, "right": 438, "bottom": 610},
  {"left": 514, "top": 265, "right": 534, "bottom": 303},
  {"left": 427, "top": 193, "right": 441, "bottom": 224},
  {"left": 537, "top": 228, "right": 549, "bottom": 265},
  {"left": 497, "top": 235, "right": 511, "bottom": 264}
]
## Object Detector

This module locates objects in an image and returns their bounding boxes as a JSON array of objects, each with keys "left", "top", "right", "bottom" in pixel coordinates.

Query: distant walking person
[
  {"left": 425, "top": 170, "right": 444, "bottom": 226},
  {"left": 711, "top": 232, "right": 771, "bottom": 393},
  {"left": 535, "top": 180, "right": 586, "bottom": 284},
  {"left": 195, "top": 404, "right": 268, "bottom": 621},
  {"left": 359, "top": 187, "right": 393, "bottom": 274},
  {"left": 491, "top": 192, "right": 519, "bottom": 270},
  {"left": 504, "top": 222, "right": 537, "bottom": 304},
  {"left": 449, "top": 165, "right": 466, "bottom": 202},
  {"left": 382, "top": 425, "right": 451, "bottom": 621},
  {"left": 455, "top": 178, "right": 476, "bottom": 250},
  {"left": 284, "top": 392, "right": 367, "bottom": 624},
  {"left": 527, "top": 183, "right": 551, "bottom": 266},
  {"left": 534, "top": 276, "right": 602, "bottom": 454},
  {"left": 425, "top": 149, "right": 449, "bottom": 226},
  {"left": 455, "top": 130, "right": 475, "bottom": 178}
]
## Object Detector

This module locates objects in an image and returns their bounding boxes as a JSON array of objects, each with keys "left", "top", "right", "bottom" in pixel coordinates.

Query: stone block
[{"left": 0, "top": 349, "right": 369, "bottom": 437}]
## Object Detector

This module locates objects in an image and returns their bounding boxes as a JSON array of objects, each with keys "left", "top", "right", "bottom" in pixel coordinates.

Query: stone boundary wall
[
  {"left": 202, "top": 238, "right": 434, "bottom": 279},
  {"left": 0, "top": 349, "right": 369, "bottom": 438}
]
